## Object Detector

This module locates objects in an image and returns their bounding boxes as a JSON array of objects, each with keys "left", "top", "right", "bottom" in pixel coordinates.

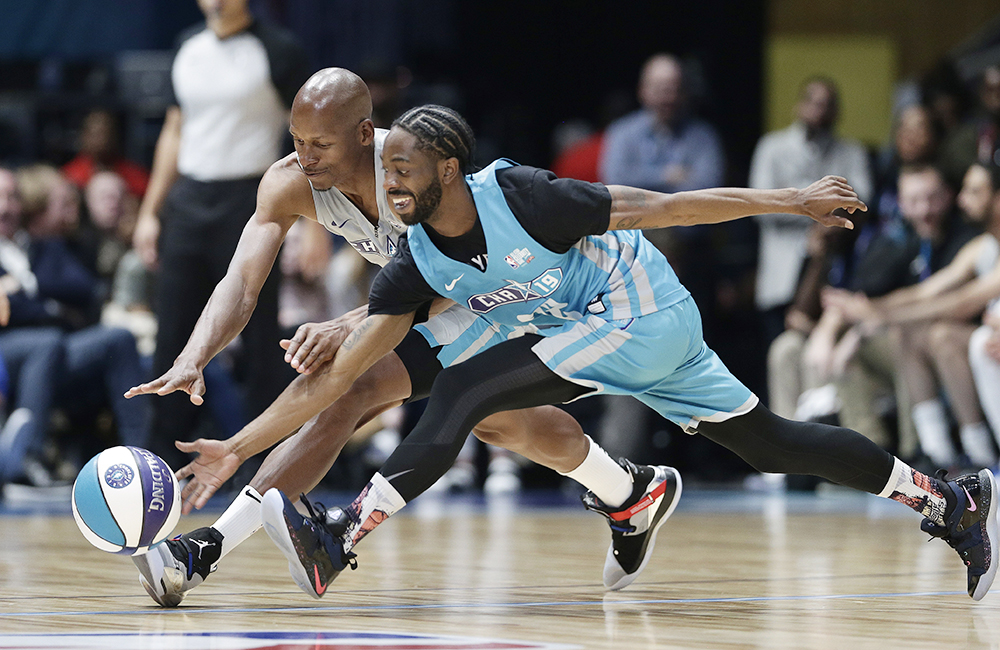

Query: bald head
[
  {"left": 639, "top": 53, "right": 686, "bottom": 125},
  {"left": 289, "top": 68, "right": 378, "bottom": 191},
  {"left": 293, "top": 67, "right": 373, "bottom": 128}
]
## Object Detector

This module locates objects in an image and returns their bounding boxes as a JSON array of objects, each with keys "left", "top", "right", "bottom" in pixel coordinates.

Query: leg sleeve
[{"left": 696, "top": 403, "right": 895, "bottom": 494}]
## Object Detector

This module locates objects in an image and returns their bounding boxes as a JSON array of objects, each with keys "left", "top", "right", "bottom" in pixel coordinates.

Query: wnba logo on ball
[{"left": 104, "top": 464, "right": 134, "bottom": 489}]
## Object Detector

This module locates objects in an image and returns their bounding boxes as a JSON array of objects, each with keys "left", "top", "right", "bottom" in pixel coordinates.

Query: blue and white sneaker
[
  {"left": 922, "top": 468, "right": 998, "bottom": 600},
  {"left": 582, "top": 459, "right": 682, "bottom": 590},
  {"left": 260, "top": 489, "right": 356, "bottom": 598},
  {"left": 133, "top": 527, "right": 223, "bottom": 607}
]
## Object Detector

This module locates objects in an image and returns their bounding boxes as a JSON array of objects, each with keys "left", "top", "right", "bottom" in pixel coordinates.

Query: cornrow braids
[{"left": 392, "top": 105, "right": 477, "bottom": 173}]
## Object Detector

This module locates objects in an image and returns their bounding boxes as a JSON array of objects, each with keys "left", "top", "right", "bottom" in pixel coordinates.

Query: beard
[{"left": 395, "top": 177, "right": 443, "bottom": 225}]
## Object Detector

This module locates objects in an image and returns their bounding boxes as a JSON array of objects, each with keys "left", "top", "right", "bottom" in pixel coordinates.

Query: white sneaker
[{"left": 582, "top": 459, "right": 682, "bottom": 590}]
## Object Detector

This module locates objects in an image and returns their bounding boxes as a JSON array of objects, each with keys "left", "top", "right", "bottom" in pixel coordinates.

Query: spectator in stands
[
  {"left": 768, "top": 104, "right": 940, "bottom": 422},
  {"left": 0, "top": 165, "right": 63, "bottom": 490},
  {"left": 873, "top": 104, "right": 942, "bottom": 228},
  {"left": 63, "top": 108, "right": 150, "bottom": 199},
  {"left": 920, "top": 59, "right": 972, "bottom": 141},
  {"left": 81, "top": 170, "right": 140, "bottom": 295},
  {"left": 750, "top": 76, "right": 873, "bottom": 350},
  {"left": 16, "top": 164, "right": 149, "bottom": 454},
  {"left": 824, "top": 164, "right": 986, "bottom": 467},
  {"left": 600, "top": 52, "right": 724, "bottom": 192},
  {"left": 940, "top": 65, "right": 1000, "bottom": 189}
]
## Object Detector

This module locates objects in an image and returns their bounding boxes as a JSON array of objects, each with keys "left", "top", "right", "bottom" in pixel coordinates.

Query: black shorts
[{"left": 393, "top": 329, "right": 444, "bottom": 403}]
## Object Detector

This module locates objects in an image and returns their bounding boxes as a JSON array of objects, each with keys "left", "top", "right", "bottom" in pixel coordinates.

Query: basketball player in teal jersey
[
  {"left": 257, "top": 105, "right": 997, "bottom": 600},
  {"left": 125, "top": 69, "right": 659, "bottom": 605}
]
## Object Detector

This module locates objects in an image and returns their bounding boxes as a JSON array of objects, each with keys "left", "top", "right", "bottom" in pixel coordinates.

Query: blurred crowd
[
  {"left": 562, "top": 53, "right": 1000, "bottom": 491},
  {"left": 3, "top": 26, "right": 1000, "bottom": 502}
]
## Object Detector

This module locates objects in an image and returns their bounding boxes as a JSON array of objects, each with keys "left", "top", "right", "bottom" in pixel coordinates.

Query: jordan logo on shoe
[
  {"left": 965, "top": 487, "right": 978, "bottom": 512},
  {"left": 190, "top": 538, "right": 213, "bottom": 559},
  {"left": 313, "top": 564, "right": 327, "bottom": 595}
]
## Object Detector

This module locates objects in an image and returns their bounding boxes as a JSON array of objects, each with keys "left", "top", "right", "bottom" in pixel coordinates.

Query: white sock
[
  {"left": 878, "top": 456, "right": 949, "bottom": 525},
  {"left": 212, "top": 485, "right": 263, "bottom": 560},
  {"left": 912, "top": 399, "right": 957, "bottom": 466},
  {"left": 559, "top": 435, "right": 633, "bottom": 507},
  {"left": 342, "top": 473, "right": 406, "bottom": 552},
  {"left": 960, "top": 421, "right": 997, "bottom": 466}
]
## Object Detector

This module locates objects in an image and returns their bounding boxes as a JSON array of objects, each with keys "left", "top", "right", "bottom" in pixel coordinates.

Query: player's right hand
[
  {"left": 124, "top": 363, "right": 206, "bottom": 405},
  {"left": 174, "top": 438, "right": 242, "bottom": 514}
]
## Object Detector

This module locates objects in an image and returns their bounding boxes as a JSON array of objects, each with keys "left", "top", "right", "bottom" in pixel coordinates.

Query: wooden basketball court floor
[{"left": 2, "top": 486, "right": 999, "bottom": 650}]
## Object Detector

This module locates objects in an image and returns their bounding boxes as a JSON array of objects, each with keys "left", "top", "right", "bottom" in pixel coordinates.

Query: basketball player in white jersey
[{"left": 127, "top": 68, "right": 669, "bottom": 606}]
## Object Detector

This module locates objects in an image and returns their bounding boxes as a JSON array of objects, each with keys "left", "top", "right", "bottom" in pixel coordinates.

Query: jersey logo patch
[
  {"left": 467, "top": 268, "right": 563, "bottom": 314},
  {"left": 350, "top": 239, "right": 382, "bottom": 256},
  {"left": 504, "top": 247, "right": 534, "bottom": 269}
]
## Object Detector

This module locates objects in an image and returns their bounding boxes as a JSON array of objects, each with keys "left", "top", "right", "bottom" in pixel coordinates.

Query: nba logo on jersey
[{"left": 504, "top": 247, "right": 534, "bottom": 269}]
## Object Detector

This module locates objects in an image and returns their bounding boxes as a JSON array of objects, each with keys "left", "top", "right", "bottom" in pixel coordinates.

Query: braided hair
[{"left": 391, "top": 105, "right": 477, "bottom": 173}]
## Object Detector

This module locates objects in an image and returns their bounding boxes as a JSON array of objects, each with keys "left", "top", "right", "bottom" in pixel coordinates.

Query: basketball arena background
[{"left": 1, "top": 0, "right": 1000, "bottom": 478}]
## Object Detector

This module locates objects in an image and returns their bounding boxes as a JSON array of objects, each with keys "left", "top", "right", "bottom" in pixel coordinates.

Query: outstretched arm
[
  {"left": 607, "top": 175, "right": 865, "bottom": 232},
  {"left": 175, "top": 311, "right": 414, "bottom": 511},
  {"left": 125, "top": 164, "right": 306, "bottom": 404}
]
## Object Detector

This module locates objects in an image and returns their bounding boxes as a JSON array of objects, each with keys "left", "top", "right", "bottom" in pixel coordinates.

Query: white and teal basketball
[{"left": 71, "top": 446, "right": 181, "bottom": 555}]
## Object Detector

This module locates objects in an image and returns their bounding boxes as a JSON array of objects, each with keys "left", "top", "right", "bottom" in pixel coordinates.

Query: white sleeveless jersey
[{"left": 309, "top": 129, "right": 406, "bottom": 267}]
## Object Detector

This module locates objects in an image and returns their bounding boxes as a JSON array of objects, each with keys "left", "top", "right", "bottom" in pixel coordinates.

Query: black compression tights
[
  {"left": 379, "top": 333, "right": 896, "bottom": 501},
  {"left": 380, "top": 334, "right": 587, "bottom": 501},
  {"left": 697, "top": 407, "right": 895, "bottom": 494}
]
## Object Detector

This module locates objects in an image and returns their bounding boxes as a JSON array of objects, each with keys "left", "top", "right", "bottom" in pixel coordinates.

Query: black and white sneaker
[
  {"left": 133, "top": 527, "right": 223, "bottom": 607},
  {"left": 922, "top": 468, "right": 998, "bottom": 600},
  {"left": 582, "top": 459, "right": 682, "bottom": 590},
  {"left": 260, "top": 489, "right": 357, "bottom": 598}
]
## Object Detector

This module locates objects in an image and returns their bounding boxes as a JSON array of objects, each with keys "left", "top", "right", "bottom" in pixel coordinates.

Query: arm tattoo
[
  {"left": 615, "top": 216, "right": 644, "bottom": 229},
  {"left": 341, "top": 317, "right": 375, "bottom": 351},
  {"left": 610, "top": 187, "right": 648, "bottom": 230}
]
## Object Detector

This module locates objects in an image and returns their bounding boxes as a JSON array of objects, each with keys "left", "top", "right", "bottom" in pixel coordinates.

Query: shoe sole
[
  {"left": 260, "top": 489, "right": 322, "bottom": 599},
  {"left": 605, "top": 467, "right": 683, "bottom": 591},
  {"left": 133, "top": 546, "right": 184, "bottom": 607},
  {"left": 973, "top": 468, "right": 998, "bottom": 601}
]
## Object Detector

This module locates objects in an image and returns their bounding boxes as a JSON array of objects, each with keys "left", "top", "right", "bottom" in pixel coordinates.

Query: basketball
[{"left": 71, "top": 446, "right": 182, "bottom": 555}]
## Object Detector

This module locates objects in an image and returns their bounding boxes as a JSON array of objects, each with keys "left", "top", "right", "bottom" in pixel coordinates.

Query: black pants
[
  {"left": 150, "top": 175, "right": 286, "bottom": 470},
  {"left": 379, "top": 334, "right": 895, "bottom": 502}
]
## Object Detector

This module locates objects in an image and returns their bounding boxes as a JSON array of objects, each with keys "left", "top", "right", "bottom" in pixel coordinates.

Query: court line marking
[
  {"left": 0, "top": 568, "right": 958, "bottom": 602},
  {"left": 0, "top": 590, "right": 968, "bottom": 618}
]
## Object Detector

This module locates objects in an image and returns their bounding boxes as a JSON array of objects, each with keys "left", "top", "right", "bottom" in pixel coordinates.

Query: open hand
[
  {"left": 174, "top": 438, "right": 242, "bottom": 514},
  {"left": 124, "top": 361, "right": 206, "bottom": 405}
]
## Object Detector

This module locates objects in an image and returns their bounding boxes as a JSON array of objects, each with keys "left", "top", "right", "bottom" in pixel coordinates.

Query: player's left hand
[
  {"left": 798, "top": 176, "right": 867, "bottom": 229},
  {"left": 174, "top": 438, "right": 242, "bottom": 514},
  {"left": 280, "top": 318, "right": 352, "bottom": 374}
]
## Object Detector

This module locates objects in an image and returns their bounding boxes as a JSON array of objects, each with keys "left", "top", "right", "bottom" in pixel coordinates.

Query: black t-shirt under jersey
[{"left": 368, "top": 165, "right": 613, "bottom": 317}]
